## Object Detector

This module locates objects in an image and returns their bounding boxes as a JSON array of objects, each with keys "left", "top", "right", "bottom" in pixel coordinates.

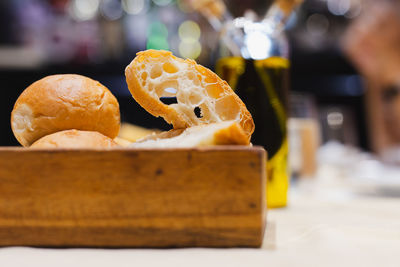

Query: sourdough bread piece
[
  {"left": 131, "top": 120, "right": 249, "bottom": 148},
  {"left": 11, "top": 74, "right": 120, "bottom": 147},
  {"left": 125, "top": 50, "right": 254, "bottom": 141},
  {"left": 31, "top": 129, "right": 118, "bottom": 148}
]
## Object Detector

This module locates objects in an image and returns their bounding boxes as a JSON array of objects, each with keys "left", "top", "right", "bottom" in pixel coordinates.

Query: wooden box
[{"left": 0, "top": 146, "right": 266, "bottom": 248}]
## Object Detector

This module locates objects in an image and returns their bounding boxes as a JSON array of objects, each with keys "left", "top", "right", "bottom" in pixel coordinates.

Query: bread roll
[
  {"left": 125, "top": 50, "right": 254, "bottom": 141},
  {"left": 31, "top": 130, "right": 118, "bottom": 148},
  {"left": 131, "top": 120, "right": 249, "bottom": 148},
  {"left": 11, "top": 74, "right": 120, "bottom": 146}
]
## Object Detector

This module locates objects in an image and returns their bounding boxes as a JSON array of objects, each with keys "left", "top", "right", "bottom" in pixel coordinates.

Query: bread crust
[
  {"left": 213, "top": 122, "right": 249, "bottom": 145},
  {"left": 31, "top": 130, "right": 118, "bottom": 148},
  {"left": 11, "top": 74, "right": 120, "bottom": 146},
  {"left": 125, "top": 50, "right": 254, "bottom": 141}
]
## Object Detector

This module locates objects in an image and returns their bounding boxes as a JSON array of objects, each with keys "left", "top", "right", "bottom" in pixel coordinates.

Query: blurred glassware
[
  {"left": 289, "top": 92, "right": 318, "bottom": 118},
  {"left": 319, "top": 105, "right": 358, "bottom": 146},
  {"left": 288, "top": 93, "right": 320, "bottom": 178},
  {"left": 288, "top": 118, "right": 320, "bottom": 178},
  {"left": 317, "top": 141, "right": 400, "bottom": 197}
]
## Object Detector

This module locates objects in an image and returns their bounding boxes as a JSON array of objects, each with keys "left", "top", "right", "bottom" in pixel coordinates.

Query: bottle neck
[
  {"left": 187, "top": 0, "right": 231, "bottom": 31},
  {"left": 262, "top": 0, "right": 303, "bottom": 33},
  {"left": 207, "top": 12, "right": 233, "bottom": 32},
  {"left": 189, "top": 0, "right": 301, "bottom": 59}
]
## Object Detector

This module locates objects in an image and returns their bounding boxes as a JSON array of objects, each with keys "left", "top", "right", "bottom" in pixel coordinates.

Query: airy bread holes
[
  {"left": 188, "top": 93, "right": 202, "bottom": 106},
  {"left": 164, "top": 87, "right": 177, "bottom": 95},
  {"left": 162, "top": 62, "right": 178, "bottom": 73},
  {"left": 206, "top": 84, "right": 224, "bottom": 99},
  {"left": 158, "top": 83, "right": 178, "bottom": 105},
  {"left": 159, "top": 87, "right": 178, "bottom": 105},
  {"left": 160, "top": 96, "right": 178, "bottom": 105},
  {"left": 199, "top": 103, "right": 211, "bottom": 120},
  {"left": 204, "top": 75, "right": 218, "bottom": 83},
  {"left": 187, "top": 72, "right": 195, "bottom": 80},
  {"left": 187, "top": 72, "right": 200, "bottom": 86},
  {"left": 194, "top": 106, "right": 202, "bottom": 118},
  {"left": 150, "top": 65, "right": 162, "bottom": 79},
  {"left": 155, "top": 80, "right": 178, "bottom": 96},
  {"left": 215, "top": 95, "right": 240, "bottom": 120}
]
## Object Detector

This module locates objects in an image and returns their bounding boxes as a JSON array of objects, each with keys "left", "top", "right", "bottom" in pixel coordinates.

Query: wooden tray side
[{"left": 0, "top": 147, "right": 266, "bottom": 247}]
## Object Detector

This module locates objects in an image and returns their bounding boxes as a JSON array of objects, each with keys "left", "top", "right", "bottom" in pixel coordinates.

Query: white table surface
[{"left": 1, "top": 178, "right": 399, "bottom": 267}]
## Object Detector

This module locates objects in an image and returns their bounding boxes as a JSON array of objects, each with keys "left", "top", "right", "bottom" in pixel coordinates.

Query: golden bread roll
[
  {"left": 125, "top": 50, "right": 254, "bottom": 141},
  {"left": 131, "top": 120, "right": 249, "bottom": 148},
  {"left": 31, "top": 130, "right": 118, "bottom": 148},
  {"left": 11, "top": 74, "right": 120, "bottom": 146}
]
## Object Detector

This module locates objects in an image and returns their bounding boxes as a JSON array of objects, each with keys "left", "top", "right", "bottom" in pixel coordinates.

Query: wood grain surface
[{"left": 0, "top": 146, "right": 266, "bottom": 248}]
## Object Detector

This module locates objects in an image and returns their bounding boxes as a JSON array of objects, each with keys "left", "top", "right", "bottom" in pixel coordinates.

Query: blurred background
[{"left": 0, "top": 0, "right": 396, "bottom": 162}]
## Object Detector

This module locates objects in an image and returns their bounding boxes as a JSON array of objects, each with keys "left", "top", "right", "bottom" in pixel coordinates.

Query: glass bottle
[{"left": 190, "top": 0, "right": 302, "bottom": 208}]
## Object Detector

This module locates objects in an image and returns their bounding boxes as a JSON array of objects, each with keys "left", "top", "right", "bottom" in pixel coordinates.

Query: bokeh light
[
  {"left": 69, "top": 0, "right": 100, "bottom": 21},
  {"left": 147, "top": 35, "right": 169, "bottom": 50},
  {"left": 176, "top": 0, "right": 193, "bottom": 13},
  {"left": 344, "top": 2, "right": 362, "bottom": 19},
  {"left": 100, "top": 0, "right": 123, "bottom": 21},
  {"left": 122, "top": 0, "right": 149, "bottom": 15},
  {"left": 306, "top": 13, "right": 329, "bottom": 36},
  {"left": 178, "top": 20, "right": 201, "bottom": 42},
  {"left": 327, "top": 0, "right": 351, "bottom": 16},
  {"left": 245, "top": 31, "right": 271, "bottom": 60},
  {"left": 148, "top": 22, "right": 168, "bottom": 38},
  {"left": 177, "top": 20, "right": 201, "bottom": 59},
  {"left": 146, "top": 22, "right": 169, "bottom": 50},
  {"left": 152, "top": 0, "right": 172, "bottom": 7},
  {"left": 179, "top": 40, "right": 201, "bottom": 59}
]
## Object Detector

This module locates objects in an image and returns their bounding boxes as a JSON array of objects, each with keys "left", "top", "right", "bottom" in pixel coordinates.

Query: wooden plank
[{"left": 0, "top": 146, "right": 266, "bottom": 247}]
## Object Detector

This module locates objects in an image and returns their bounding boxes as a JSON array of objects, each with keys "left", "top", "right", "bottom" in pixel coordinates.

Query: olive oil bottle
[{"left": 188, "top": 0, "right": 302, "bottom": 208}]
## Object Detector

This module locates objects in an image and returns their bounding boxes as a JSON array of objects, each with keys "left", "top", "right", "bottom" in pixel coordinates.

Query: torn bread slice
[
  {"left": 125, "top": 49, "right": 255, "bottom": 141},
  {"left": 130, "top": 120, "right": 250, "bottom": 148}
]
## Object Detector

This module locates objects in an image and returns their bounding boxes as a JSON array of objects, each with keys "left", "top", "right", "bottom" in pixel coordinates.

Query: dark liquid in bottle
[{"left": 216, "top": 56, "right": 289, "bottom": 208}]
